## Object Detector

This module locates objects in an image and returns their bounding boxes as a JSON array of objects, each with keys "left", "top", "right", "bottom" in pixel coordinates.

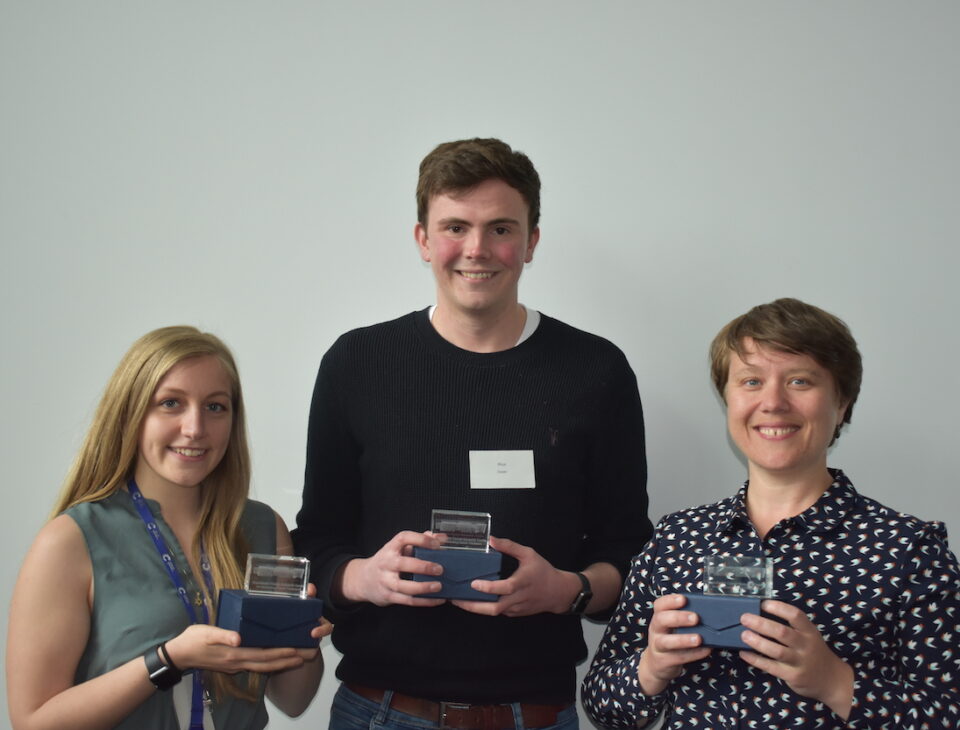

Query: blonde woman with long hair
[{"left": 7, "top": 326, "right": 331, "bottom": 730}]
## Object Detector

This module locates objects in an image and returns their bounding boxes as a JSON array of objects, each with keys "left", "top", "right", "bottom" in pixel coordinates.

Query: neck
[
  {"left": 131, "top": 467, "right": 203, "bottom": 536},
  {"left": 745, "top": 466, "right": 833, "bottom": 539},
  {"left": 431, "top": 302, "right": 526, "bottom": 353}
]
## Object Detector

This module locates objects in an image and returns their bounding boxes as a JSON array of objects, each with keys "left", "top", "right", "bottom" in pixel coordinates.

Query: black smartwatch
[
  {"left": 144, "top": 643, "right": 182, "bottom": 691},
  {"left": 567, "top": 571, "right": 593, "bottom": 615}
]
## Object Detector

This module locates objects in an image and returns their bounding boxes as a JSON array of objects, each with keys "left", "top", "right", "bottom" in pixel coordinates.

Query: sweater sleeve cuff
[{"left": 319, "top": 553, "right": 364, "bottom": 621}]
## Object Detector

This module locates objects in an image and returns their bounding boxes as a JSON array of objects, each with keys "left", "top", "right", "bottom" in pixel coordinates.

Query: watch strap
[
  {"left": 144, "top": 643, "right": 183, "bottom": 691},
  {"left": 568, "top": 571, "right": 593, "bottom": 615}
]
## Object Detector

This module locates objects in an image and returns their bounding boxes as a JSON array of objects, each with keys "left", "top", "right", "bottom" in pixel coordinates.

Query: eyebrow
[
  {"left": 731, "top": 365, "right": 822, "bottom": 377},
  {"left": 155, "top": 387, "right": 232, "bottom": 400},
  {"left": 435, "top": 216, "right": 521, "bottom": 228}
]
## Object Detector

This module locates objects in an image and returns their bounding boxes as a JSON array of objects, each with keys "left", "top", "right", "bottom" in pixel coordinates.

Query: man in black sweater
[{"left": 294, "top": 138, "right": 652, "bottom": 730}]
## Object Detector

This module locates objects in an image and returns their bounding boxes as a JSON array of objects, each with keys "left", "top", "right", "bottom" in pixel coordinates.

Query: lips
[
  {"left": 755, "top": 426, "right": 800, "bottom": 438},
  {"left": 170, "top": 447, "right": 207, "bottom": 457},
  {"left": 458, "top": 271, "right": 496, "bottom": 280}
]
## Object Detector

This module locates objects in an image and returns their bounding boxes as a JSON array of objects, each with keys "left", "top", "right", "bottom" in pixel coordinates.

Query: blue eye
[
  {"left": 207, "top": 402, "right": 229, "bottom": 413},
  {"left": 789, "top": 378, "right": 809, "bottom": 386},
  {"left": 159, "top": 398, "right": 179, "bottom": 408},
  {"left": 743, "top": 378, "right": 761, "bottom": 387}
]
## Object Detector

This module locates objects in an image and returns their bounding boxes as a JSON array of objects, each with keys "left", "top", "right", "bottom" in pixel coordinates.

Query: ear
[
  {"left": 837, "top": 400, "right": 849, "bottom": 424},
  {"left": 524, "top": 227, "right": 540, "bottom": 264},
  {"left": 414, "top": 222, "right": 430, "bottom": 262}
]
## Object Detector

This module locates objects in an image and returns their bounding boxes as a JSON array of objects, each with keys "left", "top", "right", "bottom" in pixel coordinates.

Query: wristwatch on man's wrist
[
  {"left": 144, "top": 643, "right": 182, "bottom": 690},
  {"left": 567, "top": 571, "right": 593, "bottom": 615}
]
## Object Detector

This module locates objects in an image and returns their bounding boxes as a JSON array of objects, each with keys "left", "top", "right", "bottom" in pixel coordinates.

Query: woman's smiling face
[
  {"left": 725, "top": 338, "right": 848, "bottom": 485},
  {"left": 135, "top": 355, "right": 233, "bottom": 493}
]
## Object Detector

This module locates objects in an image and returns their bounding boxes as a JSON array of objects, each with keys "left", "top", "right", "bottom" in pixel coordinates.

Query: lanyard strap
[{"left": 127, "top": 479, "right": 214, "bottom": 729}]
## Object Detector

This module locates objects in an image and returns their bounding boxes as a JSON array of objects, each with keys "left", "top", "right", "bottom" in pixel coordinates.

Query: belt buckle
[{"left": 440, "top": 702, "right": 472, "bottom": 730}]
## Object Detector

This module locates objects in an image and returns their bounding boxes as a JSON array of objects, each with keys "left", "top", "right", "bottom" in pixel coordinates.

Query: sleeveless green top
[{"left": 66, "top": 490, "right": 275, "bottom": 729}]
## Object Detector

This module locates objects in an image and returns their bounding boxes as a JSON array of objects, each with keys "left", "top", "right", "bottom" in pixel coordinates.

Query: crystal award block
[
  {"left": 677, "top": 555, "right": 775, "bottom": 650},
  {"left": 430, "top": 509, "right": 492, "bottom": 551},
  {"left": 412, "top": 509, "right": 502, "bottom": 602},
  {"left": 244, "top": 553, "right": 310, "bottom": 599},
  {"left": 703, "top": 555, "right": 774, "bottom": 597},
  {"left": 215, "top": 553, "right": 322, "bottom": 647}
]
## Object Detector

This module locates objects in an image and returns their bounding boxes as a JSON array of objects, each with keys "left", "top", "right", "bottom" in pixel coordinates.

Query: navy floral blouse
[{"left": 582, "top": 469, "right": 960, "bottom": 729}]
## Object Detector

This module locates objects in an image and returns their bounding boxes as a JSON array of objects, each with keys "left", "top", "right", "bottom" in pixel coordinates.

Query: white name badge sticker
[{"left": 469, "top": 450, "right": 536, "bottom": 490}]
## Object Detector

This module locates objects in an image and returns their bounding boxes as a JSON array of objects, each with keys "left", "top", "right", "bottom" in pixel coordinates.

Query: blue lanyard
[{"left": 128, "top": 479, "right": 214, "bottom": 730}]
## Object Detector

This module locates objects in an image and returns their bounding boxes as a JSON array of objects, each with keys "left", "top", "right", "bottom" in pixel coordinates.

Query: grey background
[{"left": 2, "top": 2, "right": 958, "bottom": 728}]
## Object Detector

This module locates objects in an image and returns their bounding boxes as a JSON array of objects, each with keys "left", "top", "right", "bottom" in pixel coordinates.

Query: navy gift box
[
  {"left": 411, "top": 547, "right": 502, "bottom": 602},
  {"left": 675, "top": 593, "right": 761, "bottom": 650},
  {"left": 216, "top": 589, "right": 323, "bottom": 648}
]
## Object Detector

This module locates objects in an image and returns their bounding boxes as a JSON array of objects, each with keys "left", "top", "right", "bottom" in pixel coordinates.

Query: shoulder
[
  {"left": 535, "top": 314, "right": 635, "bottom": 376},
  {"left": 63, "top": 490, "right": 121, "bottom": 520},
  {"left": 241, "top": 498, "right": 276, "bottom": 528},
  {"left": 35, "top": 512, "right": 90, "bottom": 555},
  {"left": 61, "top": 492, "right": 132, "bottom": 542},
  {"left": 855, "top": 493, "right": 950, "bottom": 544},
  {"left": 658, "top": 496, "right": 736, "bottom": 532},
  {"left": 325, "top": 312, "right": 420, "bottom": 356},
  {"left": 537, "top": 314, "right": 624, "bottom": 353},
  {"left": 240, "top": 499, "right": 278, "bottom": 552},
  {"left": 22, "top": 513, "right": 92, "bottom": 588},
  {"left": 628, "top": 497, "right": 733, "bottom": 565}
]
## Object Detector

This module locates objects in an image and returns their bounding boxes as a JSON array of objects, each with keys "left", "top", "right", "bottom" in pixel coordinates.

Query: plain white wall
[{"left": 2, "top": 2, "right": 958, "bottom": 728}]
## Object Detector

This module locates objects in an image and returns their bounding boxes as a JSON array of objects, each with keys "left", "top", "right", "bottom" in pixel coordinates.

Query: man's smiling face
[{"left": 415, "top": 178, "right": 539, "bottom": 322}]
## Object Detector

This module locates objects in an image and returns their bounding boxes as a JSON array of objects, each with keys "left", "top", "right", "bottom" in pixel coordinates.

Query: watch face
[
  {"left": 570, "top": 572, "right": 592, "bottom": 614},
  {"left": 145, "top": 647, "right": 182, "bottom": 690},
  {"left": 572, "top": 591, "right": 592, "bottom": 614},
  {"left": 151, "top": 664, "right": 176, "bottom": 689}
]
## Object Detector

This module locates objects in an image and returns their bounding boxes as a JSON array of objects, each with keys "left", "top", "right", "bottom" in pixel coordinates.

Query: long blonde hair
[{"left": 53, "top": 326, "right": 261, "bottom": 701}]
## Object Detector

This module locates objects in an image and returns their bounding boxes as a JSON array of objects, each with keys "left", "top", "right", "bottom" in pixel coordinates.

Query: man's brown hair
[{"left": 416, "top": 138, "right": 541, "bottom": 231}]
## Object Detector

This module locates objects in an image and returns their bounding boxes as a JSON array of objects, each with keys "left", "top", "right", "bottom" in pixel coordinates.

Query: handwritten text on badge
[{"left": 469, "top": 450, "right": 536, "bottom": 489}]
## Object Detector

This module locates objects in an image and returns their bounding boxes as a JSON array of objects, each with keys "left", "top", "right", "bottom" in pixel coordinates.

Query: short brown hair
[
  {"left": 709, "top": 298, "right": 862, "bottom": 441},
  {"left": 416, "top": 138, "right": 541, "bottom": 230}
]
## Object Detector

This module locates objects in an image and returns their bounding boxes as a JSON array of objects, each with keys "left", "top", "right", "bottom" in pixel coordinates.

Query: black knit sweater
[{"left": 293, "top": 309, "right": 651, "bottom": 703}]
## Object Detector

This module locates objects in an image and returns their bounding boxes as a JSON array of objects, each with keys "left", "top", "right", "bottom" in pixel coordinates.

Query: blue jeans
[{"left": 329, "top": 684, "right": 579, "bottom": 730}]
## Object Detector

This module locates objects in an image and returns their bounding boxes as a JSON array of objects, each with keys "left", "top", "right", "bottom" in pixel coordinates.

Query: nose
[
  {"left": 463, "top": 230, "right": 490, "bottom": 259},
  {"left": 180, "top": 405, "right": 206, "bottom": 439},
  {"left": 759, "top": 382, "right": 789, "bottom": 412}
]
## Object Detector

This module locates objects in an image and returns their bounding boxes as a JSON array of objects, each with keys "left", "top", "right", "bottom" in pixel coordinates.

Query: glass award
[
  {"left": 216, "top": 553, "right": 322, "bottom": 647},
  {"left": 703, "top": 555, "right": 774, "bottom": 597},
  {"left": 411, "top": 509, "right": 501, "bottom": 602},
  {"left": 244, "top": 553, "right": 311, "bottom": 599},
  {"left": 677, "top": 554, "right": 775, "bottom": 650},
  {"left": 430, "top": 509, "right": 492, "bottom": 552}
]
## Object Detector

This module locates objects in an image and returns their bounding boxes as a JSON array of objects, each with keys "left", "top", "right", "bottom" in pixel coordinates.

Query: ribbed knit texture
[{"left": 294, "top": 308, "right": 651, "bottom": 703}]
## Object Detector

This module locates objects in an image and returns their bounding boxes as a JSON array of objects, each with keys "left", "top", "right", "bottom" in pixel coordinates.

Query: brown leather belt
[{"left": 344, "top": 683, "right": 571, "bottom": 729}]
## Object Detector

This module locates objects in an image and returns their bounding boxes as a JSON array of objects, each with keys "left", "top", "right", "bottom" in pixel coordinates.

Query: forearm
[
  {"left": 635, "top": 649, "right": 671, "bottom": 698},
  {"left": 265, "top": 652, "right": 325, "bottom": 718},
  {"left": 583, "top": 650, "right": 666, "bottom": 728},
  {"left": 821, "top": 659, "right": 853, "bottom": 721},
  {"left": 10, "top": 655, "right": 155, "bottom": 730},
  {"left": 581, "top": 561, "right": 623, "bottom": 613},
  {"left": 336, "top": 557, "right": 367, "bottom": 604}
]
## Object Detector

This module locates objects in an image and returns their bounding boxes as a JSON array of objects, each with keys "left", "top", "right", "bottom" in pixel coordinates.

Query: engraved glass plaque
[
  {"left": 703, "top": 555, "right": 774, "bottom": 597},
  {"left": 244, "top": 554, "right": 310, "bottom": 599},
  {"left": 430, "top": 509, "right": 491, "bottom": 552}
]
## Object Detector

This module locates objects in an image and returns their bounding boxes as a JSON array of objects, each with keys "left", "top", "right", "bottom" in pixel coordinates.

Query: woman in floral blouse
[{"left": 582, "top": 298, "right": 960, "bottom": 729}]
